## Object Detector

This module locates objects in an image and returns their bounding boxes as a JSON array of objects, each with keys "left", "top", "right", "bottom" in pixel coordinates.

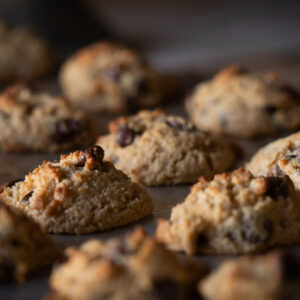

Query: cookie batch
[{"left": 1, "top": 19, "right": 300, "bottom": 300}]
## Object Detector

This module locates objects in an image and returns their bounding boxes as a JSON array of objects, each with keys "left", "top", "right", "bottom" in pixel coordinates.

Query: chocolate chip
[
  {"left": 264, "top": 177, "right": 289, "bottom": 199},
  {"left": 196, "top": 234, "right": 207, "bottom": 246},
  {"left": 75, "top": 154, "right": 86, "bottom": 168},
  {"left": 166, "top": 119, "right": 186, "bottom": 130},
  {"left": 280, "top": 252, "right": 300, "bottom": 281},
  {"left": 85, "top": 145, "right": 104, "bottom": 164},
  {"left": 135, "top": 78, "right": 150, "bottom": 95},
  {"left": 52, "top": 119, "right": 84, "bottom": 144},
  {"left": 263, "top": 105, "right": 278, "bottom": 114},
  {"left": 285, "top": 154, "right": 297, "bottom": 160},
  {"left": 280, "top": 85, "right": 300, "bottom": 101},
  {"left": 102, "top": 66, "right": 121, "bottom": 81},
  {"left": 7, "top": 179, "right": 22, "bottom": 188},
  {"left": 153, "top": 279, "right": 178, "bottom": 300},
  {"left": 241, "top": 216, "right": 273, "bottom": 244},
  {"left": 116, "top": 126, "right": 136, "bottom": 147},
  {"left": 20, "top": 191, "right": 33, "bottom": 203}
]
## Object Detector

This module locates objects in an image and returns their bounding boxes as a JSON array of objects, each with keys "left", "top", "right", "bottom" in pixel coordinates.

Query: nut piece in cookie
[
  {"left": 46, "top": 227, "right": 207, "bottom": 300},
  {"left": 59, "top": 41, "right": 162, "bottom": 114},
  {"left": 0, "top": 21, "right": 53, "bottom": 82},
  {"left": 97, "top": 109, "right": 236, "bottom": 186},
  {"left": 156, "top": 168, "right": 300, "bottom": 254},
  {"left": 0, "top": 201, "right": 58, "bottom": 282},
  {"left": 0, "top": 83, "right": 94, "bottom": 152},
  {"left": 0, "top": 146, "right": 153, "bottom": 234},
  {"left": 185, "top": 65, "right": 300, "bottom": 137},
  {"left": 247, "top": 131, "right": 300, "bottom": 193},
  {"left": 199, "top": 250, "right": 300, "bottom": 300}
]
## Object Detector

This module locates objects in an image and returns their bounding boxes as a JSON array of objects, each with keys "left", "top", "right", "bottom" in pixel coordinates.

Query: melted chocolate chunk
[
  {"left": 20, "top": 191, "right": 33, "bottom": 203},
  {"left": 0, "top": 262, "right": 15, "bottom": 282},
  {"left": 52, "top": 119, "right": 84, "bottom": 144},
  {"left": 241, "top": 217, "right": 273, "bottom": 244},
  {"left": 280, "top": 85, "right": 300, "bottom": 101},
  {"left": 280, "top": 252, "right": 300, "bottom": 281},
  {"left": 116, "top": 126, "right": 136, "bottom": 147},
  {"left": 7, "top": 179, "right": 22, "bottom": 188},
  {"left": 85, "top": 146, "right": 104, "bottom": 164},
  {"left": 196, "top": 234, "right": 207, "bottom": 247},
  {"left": 265, "top": 177, "right": 289, "bottom": 199},
  {"left": 135, "top": 78, "right": 150, "bottom": 95},
  {"left": 263, "top": 105, "right": 278, "bottom": 114},
  {"left": 153, "top": 279, "right": 179, "bottom": 300},
  {"left": 75, "top": 154, "right": 87, "bottom": 168}
]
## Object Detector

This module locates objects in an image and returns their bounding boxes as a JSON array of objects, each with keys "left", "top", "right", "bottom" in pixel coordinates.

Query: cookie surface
[
  {"left": 47, "top": 228, "right": 206, "bottom": 300},
  {"left": 97, "top": 109, "right": 236, "bottom": 186},
  {"left": 200, "top": 250, "right": 300, "bottom": 300},
  {"left": 0, "top": 21, "right": 53, "bottom": 82},
  {"left": 156, "top": 168, "right": 300, "bottom": 254},
  {"left": 247, "top": 131, "right": 300, "bottom": 192},
  {"left": 0, "top": 83, "right": 94, "bottom": 152},
  {"left": 0, "top": 146, "right": 153, "bottom": 234},
  {"left": 0, "top": 201, "right": 58, "bottom": 282},
  {"left": 59, "top": 41, "right": 162, "bottom": 114},
  {"left": 185, "top": 66, "right": 300, "bottom": 137}
]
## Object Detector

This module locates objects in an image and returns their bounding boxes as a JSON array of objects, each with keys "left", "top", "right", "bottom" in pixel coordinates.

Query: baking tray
[{"left": 1, "top": 80, "right": 300, "bottom": 300}]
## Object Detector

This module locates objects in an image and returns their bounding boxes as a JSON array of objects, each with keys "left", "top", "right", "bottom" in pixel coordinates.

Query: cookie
[
  {"left": 59, "top": 41, "right": 162, "bottom": 114},
  {"left": 185, "top": 66, "right": 300, "bottom": 137},
  {"left": 247, "top": 131, "right": 300, "bottom": 192},
  {"left": 46, "top": 227, "right": 207, "bottom": 300},
  {"left": 0, "top": 201, "right": 58, "bottom": 282},
  {"left": 0, "top": 21, "right": 53, "bottom": 82},
  {"left": 0, "top": 146, "right": 153, "bottom": 234},
  {"left": 97, "top": 109, "right": 236, "bottom": 186},
  {"left": 0, "top": 83, "right": 94, "bottom": 152},
  {"left": 156, "top": 168, "right": 300, "bottom": 254},
  {"left": 200, "top": 250, "right": 300, "bottom": 300}
]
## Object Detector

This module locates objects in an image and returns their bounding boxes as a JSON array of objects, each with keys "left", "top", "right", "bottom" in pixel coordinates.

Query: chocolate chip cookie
[
  {"left": 46, "top": 227, "right": 207, "bottom": 300},
  {"left": 97, "top": 109, "right": 236, "bottom": 186},
  {"left": 156, "top": 168, "right": 300, "bottom": 254},
  {"left": 0, "top": 146, "right": 153, "bottom": 234},
  {"left": 185, "top": 66, "right": 300, "bottom": 137},
  {"left": 0, "top": 21, "right": 53, "bottom": 82},
  {"left": 200, "top": 250, "right": 300, "bottom": 300},
  {"left": 247, "top": 131, "right": 300, "bottom": 192},
  {"left": 59, "top": 41, "right": 162, "bottom": 114},
  {"left": 0, "top": 83, "right": 94, "bottom": 152},
  {"left": 0, "top": 201, "right": 58, "bottom": 282}
]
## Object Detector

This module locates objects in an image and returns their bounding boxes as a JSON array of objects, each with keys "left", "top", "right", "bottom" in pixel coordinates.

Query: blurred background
[{"left": 0, "top": 0, "right": 299, "bottom": 78}]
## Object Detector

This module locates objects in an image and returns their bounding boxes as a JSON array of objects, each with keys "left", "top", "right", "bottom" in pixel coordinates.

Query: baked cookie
[
  {"left": 0, "top": 21, "right": 53, "bottom": 82},
  {"left": 247, "top": 131, "right": 300, "bottom": 192},
  {"left": 185, "top": 66, "right": 300, "bottom": 137},
  {"left": 0, "top": 83, "right": 94, "bottom": 152},
  {"left": 97, "top": 109, "right": 236, "bottom": 186},
  {"left": 46, "top": 227, "right": 207, "bottom": 300},
  {"left": 0, "top": 201, "right": 58, "bottom": 283},
  {"left": 156, "top": 168, "right": 300, "bottom": 254},
  {"left": 200, "top": 250, "right": 300, "bottom": 300},
  {"left": 0, "top": 146, "right": 153, "bottom": 234},
  {"left": 59, "top": 41, "right": 162, "bottom": 114}
]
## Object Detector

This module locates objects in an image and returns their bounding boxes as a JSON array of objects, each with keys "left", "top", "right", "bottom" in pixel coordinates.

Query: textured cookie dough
[
  {"left": 59, "top": 41, "right": 162, "bottom": 114},
  {"left": 0, "top": 21, "right": 53, "bottom": 82},
  {"left": 200, "top": 250, "right": 300, "bottom": 300},
  {"left": 0, "top": 201, "right": 58, "bottom": 282},
  {"left": 185, "top": 66, "right": 300, "bottom": 137},
  {"left": 0, "top": 83, "right": 94, "bottom": 152},
  {"left": 47, "top": 227, "right": 207, "bottom": 300},
  {"left": 0, "top": 146, "right": 153, "bottom": 234},
  {"left": 97, "top": 109, "right": 236, "bottom": 186},
  {"left": 247, "top": 131, "right": 300, "bottom": 192},
  {"left": 156, "top": 168, "right": 300, "bottom": 254}
]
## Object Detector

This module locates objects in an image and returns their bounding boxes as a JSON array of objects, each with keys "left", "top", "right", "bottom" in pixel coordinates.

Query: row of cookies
[{"left": 2, "top": 200, "right": 300, "bottom": 299}]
